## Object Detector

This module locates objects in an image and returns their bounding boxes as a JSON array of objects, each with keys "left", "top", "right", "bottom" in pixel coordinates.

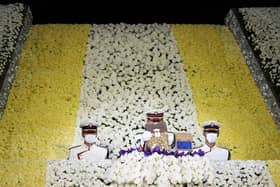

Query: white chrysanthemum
[
  {"left": 240, "top": 8, "right": 280, "bottom": 87},
  {"left": 75, "top": 23, "right": 203, "bottom": 157},
  {"left": 0, "top": 3, "right": 24, "bottom": 76}
]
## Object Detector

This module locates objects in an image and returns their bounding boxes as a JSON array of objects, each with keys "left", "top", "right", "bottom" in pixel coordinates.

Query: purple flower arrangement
[{"left": 119, "top": 146, "right": 205, "bottom": 157}]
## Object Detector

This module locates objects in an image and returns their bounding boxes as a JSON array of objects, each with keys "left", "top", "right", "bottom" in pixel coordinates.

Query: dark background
[{"left": 1, "top": 0, "right": 280, "bottom": 24}]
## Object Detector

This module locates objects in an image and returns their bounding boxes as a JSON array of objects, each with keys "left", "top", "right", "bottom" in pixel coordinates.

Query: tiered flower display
[{"left": 0, "top": 7, "right": 279, "bottom": 185}]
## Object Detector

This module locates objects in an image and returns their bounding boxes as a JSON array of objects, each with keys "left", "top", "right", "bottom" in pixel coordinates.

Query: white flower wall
[
  {"left": 46, "top": 160, "right": 112, "bottom": 187},
  {"left": 46, "top": 159, "right": 275, "bottom": 186},
  {"left": 0, "top": 3, "right": 24, "bottom": 76},
  {"left": 106, "top": 152, "right": 213, "bottom": 186},
  {"left": 46, "top": 153, "right": 214, "bottom": 187},
  {"left": 239, "top": 8, "right": 280, "bottom": 88},
  {"left": 212, "top": 160, "right": 275, "bottom": 186},
  {"left": 74, "top": 24, "right": 203, "bottom": 156}
]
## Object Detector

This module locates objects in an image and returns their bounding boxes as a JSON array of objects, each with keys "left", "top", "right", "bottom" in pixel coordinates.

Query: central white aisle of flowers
[{"left": 73, "top": 24, "right": 204, "bottom": 156}]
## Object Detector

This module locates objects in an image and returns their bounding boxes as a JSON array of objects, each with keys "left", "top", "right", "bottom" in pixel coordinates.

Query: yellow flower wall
[
  {"left": 172, "top": 25, "right": 280, "bottom": 160},
  {"left": 0, "top": 24, "right": 90, "bottom": 186}
]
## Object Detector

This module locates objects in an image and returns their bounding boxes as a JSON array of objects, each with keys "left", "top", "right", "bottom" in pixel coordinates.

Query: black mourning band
[
  {"left": 204, "top": 130, "right": 219, "bottom": 133},
  {"left": 82, "top": 126, "right": 97, "bottom": 130}
]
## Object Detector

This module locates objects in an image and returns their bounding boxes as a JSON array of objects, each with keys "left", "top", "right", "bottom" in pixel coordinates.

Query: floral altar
[{"left": 0, "top": 3, "right": 279, "bottom": 186}]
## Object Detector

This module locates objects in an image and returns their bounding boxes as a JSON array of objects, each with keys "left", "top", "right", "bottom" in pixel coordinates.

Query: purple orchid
[{"left": 118, "top": 146, "right": 205, "bottom": 158}]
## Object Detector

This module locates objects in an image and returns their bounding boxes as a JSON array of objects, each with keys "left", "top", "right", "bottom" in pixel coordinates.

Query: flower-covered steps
[
  {"left": 75, "top": 24, "right": 204, "bottom": 156},
  {"left": 0, "top": 3, "right": 32, "bottom": 118},
  {"left": 172, "top": 25, "right": 280, "bottom": 160},
  {"left": 0, "top": 24, "right": 90, "bottom": 186}
]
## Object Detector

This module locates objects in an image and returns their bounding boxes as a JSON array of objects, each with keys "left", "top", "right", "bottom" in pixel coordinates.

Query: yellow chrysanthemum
[
  {"left": 172, "top": 24, "right": 280, "bottom": 160},
  {"left": 0, "top": 24, "right": 90, "bottom": 186},
  {"left": 267, "top": 160, "right": 280, "bottom": 187}
]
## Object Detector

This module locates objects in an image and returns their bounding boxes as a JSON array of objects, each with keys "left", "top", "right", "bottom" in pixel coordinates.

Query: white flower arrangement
[
  {"left": 46, "top": 159, "right": 275, "bottom": 186},
  {"left": 74, "top": 24, "right": 203, "bottom": 157},
  {"left": 211, "top": 160, "right": 275, "bottom": 186},
  {"left": 46, "top": 159, "right": 112, "bottom": 187},
  {"left": 106, "top": 151, "right": 214, "bottom": 186},
  {"left": 239, "top": 8, "right": 280, "bottom": 88},
  {"left": 46, "top": 152, "right": 213, "bottom": 186},
  {"left": 0, "top": 3, "right": 24, "bottom": 77}
]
